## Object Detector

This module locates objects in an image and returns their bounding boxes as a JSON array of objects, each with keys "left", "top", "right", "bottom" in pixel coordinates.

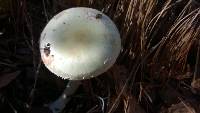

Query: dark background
[{"left": 0, "top": 0, "right": 200, "bottom": 113}]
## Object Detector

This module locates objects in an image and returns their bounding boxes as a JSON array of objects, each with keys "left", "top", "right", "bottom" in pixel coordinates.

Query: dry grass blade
[{"left": 151, "top": 2, "right": 200, "bottom": 77}]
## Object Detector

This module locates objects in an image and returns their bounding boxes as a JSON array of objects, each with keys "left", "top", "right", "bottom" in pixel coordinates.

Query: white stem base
[{"left": 48, "top": 81, "right": 81, "bottom": 113}]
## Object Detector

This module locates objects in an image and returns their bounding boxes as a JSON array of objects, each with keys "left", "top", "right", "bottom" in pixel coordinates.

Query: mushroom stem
[{"left": 49, "top": 81, "right": 81, "bottom": 113}]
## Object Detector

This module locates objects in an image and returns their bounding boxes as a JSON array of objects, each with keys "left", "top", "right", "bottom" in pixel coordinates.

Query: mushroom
[{"left": 40, "top": 7, "right": 121, "bottom": 113}]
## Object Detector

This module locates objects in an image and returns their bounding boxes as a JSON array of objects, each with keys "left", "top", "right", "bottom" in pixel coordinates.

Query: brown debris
[
  {"left": 0, "top": 0, "right": 200, "bottom": 113},
  {"left": 161, "top": 102, "right": 196, "bottom": 113}
]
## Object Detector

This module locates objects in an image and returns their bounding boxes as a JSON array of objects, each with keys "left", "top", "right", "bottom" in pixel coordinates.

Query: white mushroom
[
  {"left": 40, "top": 7, "right": 121, "bottom": 113},
  {"left": 40, "top": 7, "right": 121, "bottom": 80}
]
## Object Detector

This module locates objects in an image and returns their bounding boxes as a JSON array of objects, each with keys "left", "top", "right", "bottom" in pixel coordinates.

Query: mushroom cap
[{"left": 40, "top": 7, "right": 121, "bottom": 80}]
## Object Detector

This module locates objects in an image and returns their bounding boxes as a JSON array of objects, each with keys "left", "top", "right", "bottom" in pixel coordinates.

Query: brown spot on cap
[{"left": 96, "top": 13, "right": 102, "bottom": 19}]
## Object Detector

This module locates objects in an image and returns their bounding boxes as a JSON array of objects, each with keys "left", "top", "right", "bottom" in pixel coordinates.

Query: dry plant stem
[
  {"left": 49, "top": 80, "right": 81, "bottom": 113},
  {"left": 28, "top": 61, "right": 42, "bottom": 113},
  {"left": 192, "top": 40, "right": 200, "bottom": 88},
  {"left": 193, "top": 40, "right": 200, "bottom": 81},
  {"left": 42, "top": 0, "right": 49, "bottom": 22},
  {"left": 108, "top": 43, "right": 160, "bottom": 113}
]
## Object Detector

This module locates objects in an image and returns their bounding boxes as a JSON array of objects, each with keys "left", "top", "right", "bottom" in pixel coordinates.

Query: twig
[
  {"left": 193, "top": 39, "right": 200, "bottom": 81},
  {"left": 28, "top": 60, "right": 42, "bottom": 113},
  {"left": 7, "top": 99, "right": 18, "bottom": 113},
  {"left": 87, "top": 105, "right": 98, "bottom": 113},
  {"left": 42, "top": 0, "right": 49, "bottom": 22}
]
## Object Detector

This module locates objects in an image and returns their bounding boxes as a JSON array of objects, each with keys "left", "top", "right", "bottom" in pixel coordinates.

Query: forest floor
[{"left": 0, "top": 0, "right": 200, "bottom": 113}]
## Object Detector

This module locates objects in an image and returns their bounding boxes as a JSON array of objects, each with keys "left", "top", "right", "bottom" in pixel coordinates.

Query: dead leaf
[
  {"left": 0, "top": 71, "right": 20, "bottom": 88},
  {"left": 161, "top": 102, "right": 196, "bottom": 113}
]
